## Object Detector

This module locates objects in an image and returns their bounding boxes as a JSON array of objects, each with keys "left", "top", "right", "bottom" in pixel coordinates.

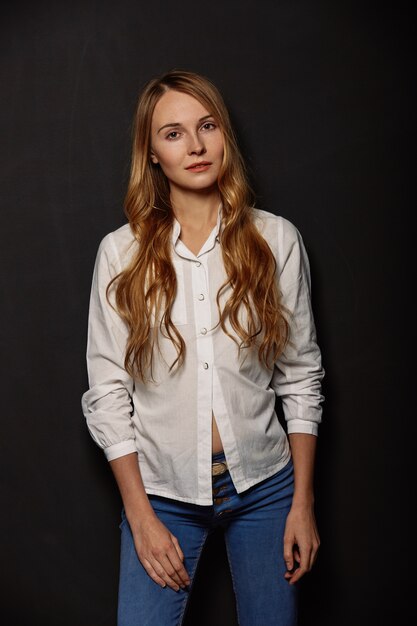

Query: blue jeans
[{"left": 118, "top": 452, "right": 297, "bottom": 626}]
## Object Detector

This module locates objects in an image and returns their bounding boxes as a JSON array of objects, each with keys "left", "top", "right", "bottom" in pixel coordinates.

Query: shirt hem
[
  {"left": 144, "top": 487, "right": 214, "bottom": 506},
  {"left": 142, "top": 450, "right": 292, "bottom": 506},
  {"left": 234, "top": 450, "right": 293, "bottom": 495}
]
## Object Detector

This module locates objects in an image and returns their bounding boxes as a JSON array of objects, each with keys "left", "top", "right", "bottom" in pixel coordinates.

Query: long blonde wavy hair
[{"left": 108, "top": 69, "right": 289, "bottom": 382}]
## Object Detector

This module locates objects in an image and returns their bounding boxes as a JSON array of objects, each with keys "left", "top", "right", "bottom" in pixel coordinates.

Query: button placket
[
  {"left": 192, "top": 253, "right": 215, "bottom": 498},
  {"left": 193, "top": 258, "right": 211, "bottom": 368}
]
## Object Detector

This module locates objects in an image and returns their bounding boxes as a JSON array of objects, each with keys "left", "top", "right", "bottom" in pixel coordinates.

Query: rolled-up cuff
[
  {"left": 286, "top": 420, "right": 319, "bottom": 436},
  {"left": 103, "top": 440, "right": 138, "bottom": 461}
]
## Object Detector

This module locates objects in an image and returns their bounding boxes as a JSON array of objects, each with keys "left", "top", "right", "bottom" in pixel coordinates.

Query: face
[{"left": 150, "top": 90, "right": 224, "bottom": 195}]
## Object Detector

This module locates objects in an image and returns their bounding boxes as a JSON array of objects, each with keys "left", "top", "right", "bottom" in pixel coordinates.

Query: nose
[{"left": 187, "top": 132, "right": 206, "bottom": 156}]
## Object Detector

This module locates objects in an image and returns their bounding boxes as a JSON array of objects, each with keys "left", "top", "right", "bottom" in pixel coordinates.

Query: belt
[{"left": 212, "top": 460, "right": 228, "bottom": 477}]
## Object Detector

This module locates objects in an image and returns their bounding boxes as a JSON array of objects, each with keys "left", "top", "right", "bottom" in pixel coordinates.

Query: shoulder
[
  {"left": 94, "top": 222, "right": 138, "bottom": 274},
  {"left": 99, "top": 222, "right": 136, "bottom": 251},
  {"left": 250, "top": 207, "right": 303, "bottom": 256}
]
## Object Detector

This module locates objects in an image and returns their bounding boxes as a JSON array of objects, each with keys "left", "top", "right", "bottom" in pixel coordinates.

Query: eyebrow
[{"left": 157, "top": 114, "right": 214, "bottom": 134}]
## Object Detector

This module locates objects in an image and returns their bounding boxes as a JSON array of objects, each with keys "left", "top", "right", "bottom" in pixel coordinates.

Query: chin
[{"left": 185, "top": 173, "right": 219, "bottom": 188}]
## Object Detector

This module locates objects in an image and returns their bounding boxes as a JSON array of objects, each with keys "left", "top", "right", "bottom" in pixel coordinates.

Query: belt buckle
[{"left": 212, "top": 461, "right": 228, "bottom": 477}]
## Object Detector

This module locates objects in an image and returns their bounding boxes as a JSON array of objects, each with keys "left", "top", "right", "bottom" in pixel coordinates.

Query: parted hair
[{"left": 107, "top": 69, "right": 289, "bottom": 382}]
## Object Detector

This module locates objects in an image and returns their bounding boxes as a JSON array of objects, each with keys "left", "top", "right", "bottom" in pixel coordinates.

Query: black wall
[{"left": 1, "top": 1, "right": 414, "bottom": 624}]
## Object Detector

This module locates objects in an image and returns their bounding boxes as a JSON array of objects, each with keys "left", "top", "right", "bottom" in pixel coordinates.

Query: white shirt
[{"left": 81, "top": 206, "right": 324, "bottom": 505}]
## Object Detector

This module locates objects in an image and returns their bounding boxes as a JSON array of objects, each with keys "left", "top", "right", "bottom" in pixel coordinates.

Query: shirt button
[
  {"left": 201, "top": 327, "right": 207, "bottom": 335},
  {"left": 203, "top": 362, "right": 209, "bottom": 369},
  {"left": 195, "top": 261, "right": 201, "bottom": 267},
  {"left": 198, "top": 293, "right": 205, "bottom": 301}
]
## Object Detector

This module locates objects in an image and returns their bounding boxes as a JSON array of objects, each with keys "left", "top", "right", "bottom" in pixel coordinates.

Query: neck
[{"left": 170, "top": 186, "right": 221, "bottom": 229}]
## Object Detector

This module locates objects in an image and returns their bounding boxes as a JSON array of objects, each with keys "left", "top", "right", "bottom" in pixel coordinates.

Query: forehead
[{"left": 151, "top": 90, "right": 210, "bottom": 127}]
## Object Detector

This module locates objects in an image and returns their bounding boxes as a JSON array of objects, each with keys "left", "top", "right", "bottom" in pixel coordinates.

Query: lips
[{"left": 186, "top": 161, "right": 211, "bottom": 169}]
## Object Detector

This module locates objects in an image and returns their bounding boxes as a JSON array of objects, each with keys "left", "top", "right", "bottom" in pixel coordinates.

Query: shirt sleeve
[
  {"left": 81, "top": 233, "right": 137, "bottom": 461},
  {"left": 270, "top": 218, "right": 325, "bottom": 436}
]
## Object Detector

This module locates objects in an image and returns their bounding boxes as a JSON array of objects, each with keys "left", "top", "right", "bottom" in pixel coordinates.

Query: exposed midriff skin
[{"left": 212, "top": 412, "right": 224, "bottom": 454}]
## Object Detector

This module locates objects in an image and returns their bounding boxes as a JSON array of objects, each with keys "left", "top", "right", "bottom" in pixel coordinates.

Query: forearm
[
  {"left": 288, "top": 433, "right": 317, "bottom": 507},
  {"left": 109, "top": 452, "right": 156, "bottom": 529},
  {"left": 109, "top": 452, "right": 192, "bottom": 590}
]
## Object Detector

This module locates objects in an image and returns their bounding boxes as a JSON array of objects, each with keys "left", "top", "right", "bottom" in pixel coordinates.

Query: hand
[
  {"left": 129, "top": 511, "right": 191, "bottom": 592},
  {"left": 283, "top": 503, "right": 320, "bottom": 584}
]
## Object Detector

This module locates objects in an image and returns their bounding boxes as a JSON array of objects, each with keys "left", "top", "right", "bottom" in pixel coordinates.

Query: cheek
[
  {"left": 157, "top": 145, "right": 183, "bottom": 169},
  {"left": 210, "top": 134, "right": 225, "bottom": 159}
]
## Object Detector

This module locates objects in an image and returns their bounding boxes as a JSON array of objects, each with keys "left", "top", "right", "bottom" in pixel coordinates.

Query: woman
[{"left": 82, "top": 69, "right": 324, "bottom": 626}]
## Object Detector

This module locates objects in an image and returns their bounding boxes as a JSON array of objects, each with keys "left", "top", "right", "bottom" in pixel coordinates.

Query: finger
[
  {"left": 161, "top": 546, "right": 190, "bottom": 587},
  {"left": 293, "top": 545, "right": 301, "bottom": 564},
  {"left": 287, "top": 567, "right": 304, "bottom": 584},
  {"left": 158, "top": 549, "right": 192, "bottom": 590},
  {"left": 171, "top": 535, "right": 184, "bottom": 561},
  {"left": 170, "top": 535, "right": 190, "bottom": 578},
  {"left": 309, "top": 538, "right": 320, "bottom": 569},
  {"left": 288, "top": 546, "right": 312, "bottom": 584},
  {"left": 141, "top": 556, "right": 169, "bottom": 589},
  {"left": 300, "top": 536, "right": 319, "bottom": 572},
  {"left": 286, "top": 563, "right": 305, "bottom": 584},
  {"left": 283, "top": 537, "right": 294, "bottom": 572},
  {"left": 167, "top": 540, "right": 191, "bottom": 586},
  {"left": 152, "top": 554, "right": 183, "bottom": 591}
]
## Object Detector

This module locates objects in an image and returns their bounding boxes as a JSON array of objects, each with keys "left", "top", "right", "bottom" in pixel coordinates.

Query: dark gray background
[{"left": 1, "top": 1, "right": 414, "bottom": 624}]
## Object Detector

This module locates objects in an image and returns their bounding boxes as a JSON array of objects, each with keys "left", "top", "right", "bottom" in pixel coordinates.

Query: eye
[
  {"left": 166, "top": 130, "right": 181, "bottom": 140},
  {"left": 201, "top": 122, "right": 216, "bottom": 131}
]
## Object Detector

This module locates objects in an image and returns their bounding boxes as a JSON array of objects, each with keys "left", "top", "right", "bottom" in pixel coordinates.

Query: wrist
[
  {"left": 125, "top": 499, "right": 156, "bottom": 527},
  {"left": 291, "top": 491, "right": 315, "bottom": 509}
]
